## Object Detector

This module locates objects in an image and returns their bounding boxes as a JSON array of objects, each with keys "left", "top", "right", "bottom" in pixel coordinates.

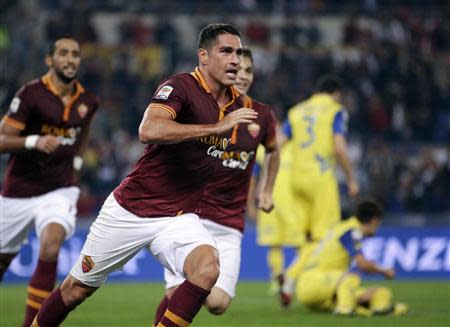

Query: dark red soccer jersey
[
  {"left": 195, "top": 95, "right": 277, "bottom": 232},
  {"left": 1, "top": 74, "right": 99, "bottom": 197},
  {"left": 113, "top": 68, "right": 244, "bottom": 218}
]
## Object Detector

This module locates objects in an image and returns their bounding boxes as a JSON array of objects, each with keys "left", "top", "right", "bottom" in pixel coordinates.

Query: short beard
[{"left": 55, "top": 69, "right": 77, "bottom": 84}]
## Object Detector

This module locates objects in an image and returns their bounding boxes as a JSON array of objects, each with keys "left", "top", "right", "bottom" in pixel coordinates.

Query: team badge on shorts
[
  {"left": 77, "top": 103, "right": 88, "bottom": 118},
  {"left": 82, "top": 255, "right": 94, "bottom": 273},
  {"left": 155, "top": 85, "right": 173, "bottom": 100},
  {"left": 247, "top": 123, "right": 260, "bottom": 138}
]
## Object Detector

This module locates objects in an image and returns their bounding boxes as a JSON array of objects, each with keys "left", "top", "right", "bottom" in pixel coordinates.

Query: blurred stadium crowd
[{"left": 1, "top": 0, "right": 449, "bottom": 221}]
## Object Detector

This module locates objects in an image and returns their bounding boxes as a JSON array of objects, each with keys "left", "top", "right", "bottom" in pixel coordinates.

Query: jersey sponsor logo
[
  {"left": 199, "top": 135, "right": 230, "bottom": 149},
  {"left": 155, "top": 85, "right": 173, "bottom": 100},
  {"left": 82, "top": 255, "right": 94, "bottom": 273},
  {"left": 41, "top": 124, "right": 82, "bottom": 146},
  {"left": 247, "top": 123, "right": 260, "bottom": 138},
  {"left": 77, "top": 103, "right": 88, "bottom": 118},
  {"left": 221, "top": 150, "right": 255, "bottom": 170},
  {"left": 9, "top": 97, "right": 20, "bottom": 113}
]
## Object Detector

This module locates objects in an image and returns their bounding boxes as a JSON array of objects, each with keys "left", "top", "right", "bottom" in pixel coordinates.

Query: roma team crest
[
  {"left": 77, "top": 104, "right": 88, "bottom": 119},
  {"left": 82, "top": 255, "right": 94, "bottom": 273},
  {"left": 247, "top": 123, "right": 260, "bottom": 138}
]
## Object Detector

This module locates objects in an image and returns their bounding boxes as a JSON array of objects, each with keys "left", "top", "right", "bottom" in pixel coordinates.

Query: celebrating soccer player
[
  {"left": 0, "top": 37, "right": 99, "bottom": 327},
  {"left": 152, "top": 47, "right": 280, "bottom": 325},
  {"left": 31, "top": 24, "right": 258, "bottom": 327}
]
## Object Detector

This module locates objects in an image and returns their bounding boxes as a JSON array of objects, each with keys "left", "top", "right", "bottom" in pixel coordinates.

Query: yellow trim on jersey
[
  {"left": 243, "top": 94, "right": 253, "bottom": 108},
  {"left": 31, "top": 318, "right": 41, "bottom": 327},
  {"left": 26, "top": 298, "right": 42, "bottom": 310},
  {"left": 191, "top": 67, "right": 240, "bottom": 121},
  {"left": 62, "top": 86, "right": 83, "bottom": 122},
  {"left": 28, "top": 286, "right": 51, "bottom": 298},
  {"left": 165, "top": 309, "right": 190, "bottom": 327},
  {"left": 2, "top": 116, "right": 25, "bottom": 130},
  {"left": 42, "top": 73, "right": 86, "bottom": 122},
  {"left": 148, "top": 103, "right": 177, "bottom": 120}
]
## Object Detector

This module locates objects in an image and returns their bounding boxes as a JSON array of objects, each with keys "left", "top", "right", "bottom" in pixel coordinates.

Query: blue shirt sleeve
[
  {"left": 333, "top": 110, "right": 347, "bottom": 135},
  {"left": 339, "top": 230, "right": 361, "bottom": 257},
  {"left": 252, "top": 162, "right": 261, "bottom": 177},
  {"left": 282, "top": 119, "right": 292, "bottom": 139}
]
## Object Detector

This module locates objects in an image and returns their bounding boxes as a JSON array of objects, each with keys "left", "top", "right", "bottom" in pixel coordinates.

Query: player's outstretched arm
[
  {"left": 0, "top": 121, "right": 60, "bottom": 154},
  {"left": 139, "top": 106, "right": 258, "bottom": 144},
  {"left": 354, "top": 253, "right": 395, "bottom": 279}
]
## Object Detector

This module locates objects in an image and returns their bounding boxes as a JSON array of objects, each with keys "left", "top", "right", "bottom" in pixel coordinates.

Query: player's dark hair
[
  {"left": 241, "top": 47, "right": 253, "bottom": 64},
  {"left": 355, "top": 198, "right": 384, "bottom": 223},
  {"left": 315, "top": 75, "right": 343, "bottom": 94},
  {"left": 198, "top": 23, "right": 241, "bottom": 49},
  {"left": 48, "top": 36, "right": 78, "bottom": 56}
]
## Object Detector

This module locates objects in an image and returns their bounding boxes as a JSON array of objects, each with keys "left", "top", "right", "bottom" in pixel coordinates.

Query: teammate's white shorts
[
  {"left": 70, "top": 193, "right": 217, "bottom": 288},
  {"left": 0, "top": 186, "right": 79, "bottom": 253},
  {"left": 164, "top": 219, "right": 243, "bottom": 298}
]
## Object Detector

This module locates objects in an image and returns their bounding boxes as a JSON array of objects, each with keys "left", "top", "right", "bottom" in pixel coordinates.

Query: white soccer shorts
[
  {"left": 0, "top": 186, "right": 79, "bottom": 253},
  {"left": 70, "top": 193, "right": 217, "bottom": 287},
  {"left": 164, "top": 218, "right": 243, "bottom": 298}
]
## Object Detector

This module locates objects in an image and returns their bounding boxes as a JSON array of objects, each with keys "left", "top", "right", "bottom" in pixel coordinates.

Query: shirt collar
[
  {"left": 41, "top": 72, "right": 85, "bottom": 97},
  {"left": 190, "top": 67, "right": 240, "bottom": 99}
]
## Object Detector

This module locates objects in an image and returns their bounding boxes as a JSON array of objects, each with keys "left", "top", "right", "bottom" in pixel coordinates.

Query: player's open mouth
[{"left": 226, "top": 68, "right": 237, "bottom": 78}]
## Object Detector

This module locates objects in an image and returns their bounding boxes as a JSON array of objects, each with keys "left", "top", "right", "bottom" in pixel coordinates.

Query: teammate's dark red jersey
[
  {"left": 1, "top": 74, "right": 99, "bottom": 197},
  {"left": 196, "top": 95, "right": 277, "bottom": 232}
]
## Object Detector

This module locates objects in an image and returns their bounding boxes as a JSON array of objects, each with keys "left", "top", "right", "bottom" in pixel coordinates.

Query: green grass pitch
[{"left": 1, "top": 281, "right": 449, "bottom": 326}]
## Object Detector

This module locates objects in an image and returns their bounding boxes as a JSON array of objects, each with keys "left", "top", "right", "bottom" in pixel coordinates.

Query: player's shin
[
  {"left": 267, "top": 247, "right": 284, "bottom": 294},
  {"left": 334, "top": 274, "right": 360, "bottom": 315},
  {"left": 31, "top": 288, "right": 72, "bottom": 327},
  {"left": 370, "top": 287, "right": 393, "bottom": 314},
  {"left": 157, "top": 280, "right": 210, "bottom": 327},
  {"left": 22, "top": 259, "right": 58, "bottom": 327},
  {"left": 153, "top": 295, "right": 169, "bottom": 326}
]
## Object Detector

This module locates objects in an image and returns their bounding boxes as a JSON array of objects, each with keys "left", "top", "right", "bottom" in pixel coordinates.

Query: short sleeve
[
  {"left": 2, "top": 86, "right": 33, "bottom": 130},
  {"left": 252, "top": 162, "right": 261, "bottom": 176},
  {"left": 85, "top": 94, "right": 100, "bottom": 122},
  {"left": 333, "top": 110, "right": 348, "bottom": 135},
  {"left": 262, "top": 108, "right": 277, "bottom": 152},
  {"left": 339, "top": 229, "right": 362, "bottom": 257},
  {"left": 282, "top": 119, "right": 292, "bottom": 139},
  {"left": 149, "top": 76, "right": 189, "bottom": 120}
]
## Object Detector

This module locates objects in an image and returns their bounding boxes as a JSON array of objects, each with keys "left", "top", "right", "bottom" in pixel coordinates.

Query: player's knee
[
  {"left": 60, "top": 275, "right": 97, "bottom": 309},
  {"left": 371, "top": 287, "right": 393, "bottom": 313},
  {"left": 205, "top": 288, "right": 232, "bottom": 315},
  {"left": 205, "top": 302, "right": 229, "bottom": 315},
  {"left": 341, "top": 273, "right": 361, "bottom": 289},
  {"left": 195, "top": 257, "right": 220, "bottom": 289},
  {"left": 185, "top": 245, "right": 220, "bottom": 289}
]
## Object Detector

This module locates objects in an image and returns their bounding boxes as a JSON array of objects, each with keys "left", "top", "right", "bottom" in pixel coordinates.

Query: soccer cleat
[
  {"left": 277, "top": 274, "right": 292, "bottom": 308},
  {"left": 393, "top": 302, "right": 409, "bottom": 316},
  {"left": 355, "top": 306, "right": 373, "bottom": 317}
]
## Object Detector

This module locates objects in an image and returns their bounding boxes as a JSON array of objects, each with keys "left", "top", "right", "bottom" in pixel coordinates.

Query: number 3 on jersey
[{"left": 300, "top": 114, "right": 316, "bottom": 148}]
